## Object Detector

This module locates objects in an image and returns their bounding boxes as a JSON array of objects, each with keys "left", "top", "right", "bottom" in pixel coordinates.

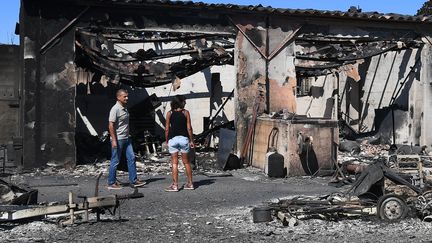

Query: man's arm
[
  {"left": 108, "top": 121, "right": 117, "bottom": 148},
  {"left": 185, "top": 110, "right": 194, "bottom": 148},
  {"left": 165, "top": 111, "right": 171, "bottom": 144}
]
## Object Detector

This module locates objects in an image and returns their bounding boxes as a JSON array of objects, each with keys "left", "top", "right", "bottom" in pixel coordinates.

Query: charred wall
[
  {"left": 234, "top": 16, "right": 298, "bottom": 156},
  {"left": 0, "top": 45, "right": 20, "bottom": 145},
  {"left": 421, "top": 41, "right": 432, "bottom": 147},
  {"left": 19, "top": 0, "right": 235, "bottom": 168},
  {"left": 235, "top": 16, "right": 432, "bottom": 162},
  {"left": 20, "top": 1, "right": 96, "bottom": 167},
  {"left": 19, "top": 0, "right": 432, "bottom": 168}
]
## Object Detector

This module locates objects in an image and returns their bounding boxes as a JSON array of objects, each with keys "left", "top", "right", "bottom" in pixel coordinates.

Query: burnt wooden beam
[
  {"left": 296, "top": 37, "right": 414, "bottom": 44},
  {"left": 91, "top": 26, "right": 234, "bottom": 36},
  {"left": 296, "top": 61, "right": 356, "bottom": 70},
  {"left": 77, "top": 29, "right": 233, "bottom": 43},
  {"left": 268, "top": 25, "right": 302, "bottom": 61},
  {"left": 40, "top": 6, "right": 90, "bottom": 55},
  {"left": 227, "top": 15, "right": 268, "bottom": 60}
]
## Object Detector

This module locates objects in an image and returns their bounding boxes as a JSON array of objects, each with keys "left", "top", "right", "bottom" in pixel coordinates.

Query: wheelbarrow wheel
[{"left": 377, "top": 194, "right": 408, "bottom": 221}]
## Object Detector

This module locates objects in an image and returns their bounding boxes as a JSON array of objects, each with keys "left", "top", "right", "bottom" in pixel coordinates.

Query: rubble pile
[
  {"left": 18, "top": 151, "right": 224, "bottom": 179},
  {"left": 358, "top": 140, "right": 390, "bottom": 157},
  {"left": 0, "top": 221, "right": 64, "bottom": 242},
  {"left": 212, "top": 206, "right": 432, "bottom": 242},
  {"left": 338, "top": 138, "right": 392, "bottom": 176},
  {"left": 260, "top": 138, "right": 432, "bottom": 227}
]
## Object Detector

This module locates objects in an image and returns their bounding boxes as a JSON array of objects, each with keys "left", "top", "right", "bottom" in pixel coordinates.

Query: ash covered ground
[{"left": 1, "top": 148, "right": 432, "bottom": 242}]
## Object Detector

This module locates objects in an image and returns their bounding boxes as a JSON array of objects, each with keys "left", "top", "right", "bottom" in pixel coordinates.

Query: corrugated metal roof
[{"left": 84, "top": 0, "right": 432, "bottom": 23}]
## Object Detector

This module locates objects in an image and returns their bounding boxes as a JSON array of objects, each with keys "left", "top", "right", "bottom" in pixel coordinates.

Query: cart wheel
[{"left": 377, "top": 194, "right": 408, "bottom": 221}]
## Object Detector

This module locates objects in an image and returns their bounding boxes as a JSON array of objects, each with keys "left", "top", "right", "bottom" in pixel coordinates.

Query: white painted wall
[
  {"left": 296, "top": 74, "right": 338, "bottom": 119},
  {"left": 336, "top": 47, "right": 426, "bottom": 145},
  {"left": 117, "top": 42, "right": 235, "bottom": 135}
]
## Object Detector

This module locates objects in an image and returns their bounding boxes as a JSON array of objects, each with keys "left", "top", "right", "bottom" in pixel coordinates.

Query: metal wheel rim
[{"left": 382, "top": 199, "right": 404, "bottom": 220}]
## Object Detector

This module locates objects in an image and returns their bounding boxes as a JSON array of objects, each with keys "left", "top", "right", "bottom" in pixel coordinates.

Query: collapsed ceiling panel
[
  {"left": 75, "top": 27, "right": 235, "bottom": 87},
  {"left": 294, "top": 32, "right": 423, "bottom": 77}
]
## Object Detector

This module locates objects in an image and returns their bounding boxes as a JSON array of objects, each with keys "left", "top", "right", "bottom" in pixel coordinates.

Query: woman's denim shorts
[{"left": 168, "top": 136, "right": 190, "bottom": 154}]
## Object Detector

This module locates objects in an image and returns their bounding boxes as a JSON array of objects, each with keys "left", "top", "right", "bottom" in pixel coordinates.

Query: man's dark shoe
[
  {"left": 131, "top": 179, "right": 146, "bottom": 188},
  {"left": 108, "top": 183, "right": 123, "bottom": 190}
]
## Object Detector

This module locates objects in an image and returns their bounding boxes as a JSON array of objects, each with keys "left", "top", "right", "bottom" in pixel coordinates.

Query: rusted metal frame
[
  {"left": 359, "top": 54, "right": 382, "bottom": 131},
  {"left": 226, "top": 15, "right": 268, "bottom": 60},
  {"left": 383, "top": 167, "right": 423, "bottom": 194},
  {"left": 267, "top": 25, "right": 302, "bottom": 61},
  {"left": 40, "top": 6, "right": 90, "bottom": 54}
]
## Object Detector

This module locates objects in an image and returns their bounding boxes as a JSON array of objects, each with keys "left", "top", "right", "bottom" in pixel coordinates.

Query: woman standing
[{"left": 165, "top": 95, "right": 194, "bottom": 192}]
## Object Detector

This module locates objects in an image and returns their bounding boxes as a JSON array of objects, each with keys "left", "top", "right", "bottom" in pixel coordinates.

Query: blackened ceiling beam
[
  {"left": 87, "top": 27, "right": 235, "bottom": 36},
  {"left": 77, "top": 29, "right": 234, "bottom": 43},
  {"left": 296, "top": 36, "right": 420, "bottom": 44}
]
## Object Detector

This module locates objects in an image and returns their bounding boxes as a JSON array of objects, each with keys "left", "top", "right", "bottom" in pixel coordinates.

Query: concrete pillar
[{"left": 421, "top": 41, "right": 432, "bottom": 147}]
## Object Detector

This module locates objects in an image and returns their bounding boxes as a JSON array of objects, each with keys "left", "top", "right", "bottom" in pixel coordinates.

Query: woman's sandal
[
  {"left": 184, "top": 183, "right": 195, "bottom": 190},
  {"left": 165, "top": 183, "right": 179, "bottom": 192}
]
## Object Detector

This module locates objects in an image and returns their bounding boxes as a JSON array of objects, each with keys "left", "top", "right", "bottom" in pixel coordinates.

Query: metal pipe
[
  {"left": 392, "top": 105, "right": 396, "bottom": 146},
  {"left": 207, "top": 89, "right": 234, "bottom": 129},
  {"left": 265, "top": 15, "right": 270, "bottom": 112}
]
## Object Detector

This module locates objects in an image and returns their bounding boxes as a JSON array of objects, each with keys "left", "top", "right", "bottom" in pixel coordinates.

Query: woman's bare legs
[
  {"left": 170, "top": 153, "right": 179, "bottom": 185},
  {"left": 181, "top": 153, "right": 193, "bottom": 185}
]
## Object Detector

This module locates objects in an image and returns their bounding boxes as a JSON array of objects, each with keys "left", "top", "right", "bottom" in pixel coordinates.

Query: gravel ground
[{"left": 2, "top": 151, "right": 432, "bottom": 242}]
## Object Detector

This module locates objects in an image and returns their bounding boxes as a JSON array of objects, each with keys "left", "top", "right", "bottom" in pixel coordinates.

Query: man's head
[{"left": 116, "top": 89, "right": 128, "bottom": 106}]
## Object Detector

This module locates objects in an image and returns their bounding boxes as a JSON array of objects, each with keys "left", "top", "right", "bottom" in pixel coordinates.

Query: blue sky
[{"left": 0, "top": 0, "right": 427, "bottom": 44}]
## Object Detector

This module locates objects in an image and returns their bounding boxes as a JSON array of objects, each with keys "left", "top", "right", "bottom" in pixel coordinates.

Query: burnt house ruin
[{"left": 10, "top": 0, "right": 432, "bottom": 173}]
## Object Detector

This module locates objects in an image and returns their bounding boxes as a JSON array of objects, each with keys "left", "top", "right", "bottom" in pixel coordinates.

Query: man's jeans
[{"left": 108, "top": 138, "right": 137, "bottom": 185}]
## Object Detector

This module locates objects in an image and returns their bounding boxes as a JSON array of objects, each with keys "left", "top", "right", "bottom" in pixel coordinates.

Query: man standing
[{"left": 108, "top": 89, "right": 145, "bottom": 189}]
